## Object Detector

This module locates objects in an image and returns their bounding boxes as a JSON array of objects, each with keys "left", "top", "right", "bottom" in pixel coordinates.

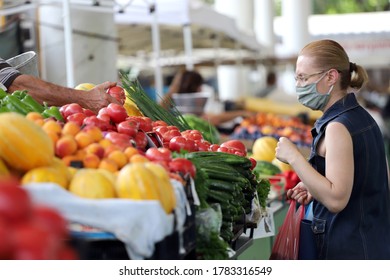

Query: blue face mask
[{"left": 296, "top": 73, "right": 333, "bottom": 111}]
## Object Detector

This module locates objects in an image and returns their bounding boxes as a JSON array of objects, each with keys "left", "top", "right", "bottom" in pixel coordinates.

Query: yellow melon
[
  {"left": 252, "top": 136, "right": 278, "bottom": 162},
  {"left": 22, "top": 166, "right": 68, "bottom": 189},
  {"left": 0, "top": 113, "right": 54, "bottom": 171},
  {"left": 69, "top": 168, "right": 115, "bottom": 199}
]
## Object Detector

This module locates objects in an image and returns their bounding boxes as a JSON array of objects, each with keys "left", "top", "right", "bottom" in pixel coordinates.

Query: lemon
[{"left": 75, "top": 83, "right": 95, "bottom": 91}]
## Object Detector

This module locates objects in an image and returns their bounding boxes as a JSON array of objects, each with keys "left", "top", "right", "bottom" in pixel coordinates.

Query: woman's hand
[
  {"left": 275, "top": 136, "right": 301, "bottom": 165},
  {"left": 286, "top": 182, "right": 313, "bottom": 205}
]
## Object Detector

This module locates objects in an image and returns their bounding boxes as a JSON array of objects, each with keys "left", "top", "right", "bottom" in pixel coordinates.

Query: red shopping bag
[{"left": 269, "top": 200, "right": 305, "bottom": 260}]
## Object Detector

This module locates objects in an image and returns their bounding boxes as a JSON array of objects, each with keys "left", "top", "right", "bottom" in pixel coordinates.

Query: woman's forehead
[{"left": 296, "top": 55, "right": 316, "bottom": 73}]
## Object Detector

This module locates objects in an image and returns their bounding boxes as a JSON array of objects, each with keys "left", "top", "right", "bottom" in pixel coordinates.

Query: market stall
[{"left": 0, "top": 73, "right": 278, "bottom": 259}]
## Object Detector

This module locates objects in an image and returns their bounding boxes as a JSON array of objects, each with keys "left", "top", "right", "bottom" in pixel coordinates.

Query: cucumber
[
  {"left": 207, "top": 189, "right": 234, "bottom": 203},
  {"left": 253, "top": 160, "right": 281, "bottom": 176},
  {"left": 187, "top": 151, "right": 252, "bottom": 168},
  {"left": 206, "top": 179, "right": 239, "bottom": 192}
]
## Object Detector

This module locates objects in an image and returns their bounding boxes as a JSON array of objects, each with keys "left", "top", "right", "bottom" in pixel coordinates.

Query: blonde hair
[{"left": 300, "top": 39, "right": 369, "bottom": 90}]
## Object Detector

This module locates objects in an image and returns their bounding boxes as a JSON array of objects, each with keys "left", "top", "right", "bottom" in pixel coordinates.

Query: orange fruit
[
  {"left": 123, "top": 146, "right": 139, "bottom": 161},
  {"left": 107, "top": 150, "right": 128, "bottom": 169},
  {"left": 82, "top": 153, "right": 101, "bottom": 169},
  {"left": 55, "top": 135, "right": 78, "bottom": 158},
  {"left": 62, "top": 121, "right": 81, "bottom": 137},
  {"left": 83, "top": 126, "right": 103, "bottom": 142},
  {"left": 42, "top": 119, "right": 62, "bottom": 135},
  {"left": 129, "top": 154, "right": 149, "bottom": 163},
  {"left": 98, "top": 158, "right": 118, "bottom": 173},
  {"left": 74, "top": 131, "right": 94, "bottom": 149},
  {"left": 26, "top": 112, "right": 44, "bottom": 122}
]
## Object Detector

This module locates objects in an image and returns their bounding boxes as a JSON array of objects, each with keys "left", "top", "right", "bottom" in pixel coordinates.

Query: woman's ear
[{"left": 327, "top": 69, "right": 339, "bottom": 85}]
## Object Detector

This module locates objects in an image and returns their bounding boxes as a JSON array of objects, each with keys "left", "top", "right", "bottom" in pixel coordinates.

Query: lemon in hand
[{"left": 75, "top": 83, "right": 95, "bottom": 91}]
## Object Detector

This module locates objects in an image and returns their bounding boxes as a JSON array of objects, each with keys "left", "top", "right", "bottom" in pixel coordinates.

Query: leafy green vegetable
[
  {"left": 196, "top": 231, "right": 229, "bottom": 260},
  {"left": 182, "top": 114, "right": 220, "bottom": 144},
  {"left": 120, "top": 73, "right": 191, "bottom": 131},
  {"left": 257, "top": 178, "right": 271, "bottom": 209}
]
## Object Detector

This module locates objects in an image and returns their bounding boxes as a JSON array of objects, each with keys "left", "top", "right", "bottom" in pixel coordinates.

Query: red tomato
[
  {"left": 126, "top": 116, "right": 153, "bottom": 132},
  {"left": 161, "top": 129, "right": 181, "bottom": 142},
  {"left": 169, "top": 136, "right": 196, "bottom": 152},
  {"left": 57, "top": 245, "right": 78, "bottom": 260},
  {"left": 97, "top": 113, "right": 111, "bottom": 124},
  {"left": 62, "top": 103, "right": 84, "bottom": 119},
  {"left": 116, "top": 120, "right": 139, "bottom": 138},
  {"left": 181, "top": 129, "right": 203, "bottom": 141},
  {"left": 59, "top": 104, "right": 69, "bottom": 119},
  {"left": 0, "top": 177, "right": 32, "bottom": 224},
  {"left": 83, "top": 108, "right": 95, "bottom": 117},
  {"left": 83, "top": 116, "right": 111, "bottom": 131},
  {"left": 152, "top": 120, "right": 168, "bottom": 127},
  {"left": 153, "top": 125, "right": 171, "bottom": 136},
  {"left": 168, "top": 158, "right": 196, "bottom": 178},
  {"left": 166, "top": 125, "right": 180, "bottom": 131},
  {"left": 0, "top": 218, "right": 12, "bottom": 258},
  {"left": 220, "top": 139, "right": 247, "bottom": 156},
  {"left": 145, "top": 147, "right": 172, "bottom": 162},
  {"left": 134, "top": 131, "right": 148, "bottom": 150},
  {"left": 138, "top": 117, "right": 153, "bottom": 132},
  {"left": 249, "top": 157, "right": 257, "bottom": 170},
  {"left": 106, "top": 103, "right": 128, "bottom": 124},
  {"left": 209, "top": 144, "right": 220, "bottom": 152},
  {"left": 105, "top": 131, "right": 131, "bottom": 146},
  {"left": 12, "top": 221, "right": 60, "bottom": 260},
  {"left": 195, "top": 140, "right": 210, "bottom": 151},
  {"left": 32, "top": 206, "right": 68, "bottom": 239},
  {"left": 107, "top": 86, "right": 126, "bottom": 105},
  {"left": 98, "top": 107, "right": 109, "bottom": 116},
  {"left": 217, "top": 146, "right": 231, "bottom": 153},
  {"left": 66, "top": 112, "right": 86, "bottom": 126}
]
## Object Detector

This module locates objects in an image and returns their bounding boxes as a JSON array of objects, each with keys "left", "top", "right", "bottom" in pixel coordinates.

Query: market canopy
[{"left": 114, "top": 0, "right": 262, "bottom": 55}]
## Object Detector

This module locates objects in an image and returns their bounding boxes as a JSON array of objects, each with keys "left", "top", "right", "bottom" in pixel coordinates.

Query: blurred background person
[{"left": 160, "top": 68, "right": 253, "bottom": 129}]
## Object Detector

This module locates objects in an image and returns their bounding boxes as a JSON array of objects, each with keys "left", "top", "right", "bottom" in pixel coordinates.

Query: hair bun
[{"left": 349, "top": 62, "right": 357, "bottom": 73}]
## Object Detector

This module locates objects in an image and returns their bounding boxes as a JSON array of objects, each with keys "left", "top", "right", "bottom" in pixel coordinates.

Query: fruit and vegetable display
[
  {"left": 0, "top": 78, "right": 272, "bottom": 260},
  {"left": 231, "top": 111, "right": 312, "bottom": 147}
]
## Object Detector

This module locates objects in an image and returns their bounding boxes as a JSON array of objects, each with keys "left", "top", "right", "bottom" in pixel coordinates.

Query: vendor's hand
[
  {"left": 275, "top": 136, "right": 300, "bottom": 165},
  {"left": 81, "top": 81, "right": 120, "bottom": 113},
  {"left": 287, "top": 182, "right": 313, "bottom": 205}
]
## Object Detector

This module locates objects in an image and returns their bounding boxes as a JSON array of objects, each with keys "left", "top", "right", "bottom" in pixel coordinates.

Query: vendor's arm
[
  {"left": 8, "top": 74, "right": 119, "bottom": 113},
  {"left": 276, "top": 122, "right": 354, "bottom": 213}
]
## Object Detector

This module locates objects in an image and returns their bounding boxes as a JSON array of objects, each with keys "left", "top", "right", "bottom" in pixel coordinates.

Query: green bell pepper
[
  {"left": 2, "top": 95, "right": 33, "bottom": 115},
  {"left": 21, "top": 94, "right": 44, "bottom": 113},
  {"left": 42, "top": 106, "right": 64, "bottom": 122},
  {"left": 0, "top": 88, "right": 7, "bottom": 99},
  {"left": 11, "top": 90, "right": 28, "bottom": 100},
  {"left": 0, "top": 103, "right": 10, "bottom": 113}
]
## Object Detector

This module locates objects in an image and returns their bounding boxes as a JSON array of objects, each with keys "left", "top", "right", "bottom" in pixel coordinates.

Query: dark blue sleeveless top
[{"left": 309, "top": 93, "right": 390, "bottom": 259}]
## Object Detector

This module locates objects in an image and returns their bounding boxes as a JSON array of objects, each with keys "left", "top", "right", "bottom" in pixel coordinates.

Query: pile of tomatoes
[{"left": 0, "top": 176, "right": 77, "bottom": 260}]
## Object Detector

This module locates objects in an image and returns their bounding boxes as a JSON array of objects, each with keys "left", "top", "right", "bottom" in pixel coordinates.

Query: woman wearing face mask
[{"left": 275, "top": 39, "right": 390, "bottom": 259}]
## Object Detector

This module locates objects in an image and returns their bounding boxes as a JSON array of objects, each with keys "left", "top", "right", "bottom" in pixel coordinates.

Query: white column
[
  {"left": 62, "top": 0, "right": 75, "bottom": 87},
  {"left": 254, "top": 0, "right": 275, "bottom": 57},
  {"left": 214, "top": 0, "right": 254, "bottom": 101},
  {"left": 281, "top": 0, "right": 311, "bottom": 56}
]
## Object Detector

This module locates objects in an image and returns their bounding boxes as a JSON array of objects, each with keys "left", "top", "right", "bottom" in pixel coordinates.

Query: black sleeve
[{"left": 0, "top": 58, "right": 21, "bottom": 90}]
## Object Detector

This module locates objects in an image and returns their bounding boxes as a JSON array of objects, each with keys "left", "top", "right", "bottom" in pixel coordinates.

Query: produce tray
[
  {"left": 69, "top": 211, "right": 196, "bottom": 260},
  {"left": 68, "top": 181, "right": 197, "bottom": 260},
  {"left": 69, "top": 230, "right": 180, "bottom": 260}
]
